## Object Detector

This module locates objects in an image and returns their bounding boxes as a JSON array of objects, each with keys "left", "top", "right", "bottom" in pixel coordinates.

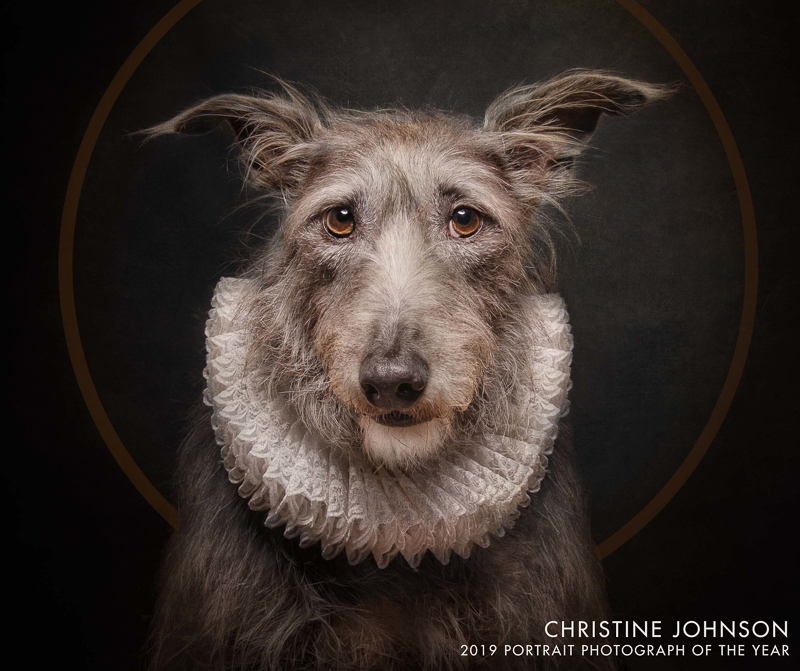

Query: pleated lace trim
[{"left": 204, "top": 277, "right": 573, "bottom": 568}]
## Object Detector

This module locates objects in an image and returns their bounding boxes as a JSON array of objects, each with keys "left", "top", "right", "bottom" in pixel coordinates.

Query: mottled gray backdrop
[{"left": 7, "top": 0, "right": 796, "bottom": 669}]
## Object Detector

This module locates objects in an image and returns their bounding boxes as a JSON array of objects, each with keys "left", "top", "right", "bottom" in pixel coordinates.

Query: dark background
[{"left": 4, "top": 0, "right": 797, "bottom": 669}]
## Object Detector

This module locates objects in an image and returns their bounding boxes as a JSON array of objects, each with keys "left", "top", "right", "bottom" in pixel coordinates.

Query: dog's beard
[
  {"left": 206, "top": 277, "right": 572, "bottom": 569},
  {"left": 359, "top": 415, "right": 452, "bottom": 466}
]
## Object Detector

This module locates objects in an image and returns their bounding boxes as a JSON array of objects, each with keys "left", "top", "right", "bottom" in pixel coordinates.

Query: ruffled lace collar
[{"left": 204, "top": 277, "right": 573, "bottom": 568}]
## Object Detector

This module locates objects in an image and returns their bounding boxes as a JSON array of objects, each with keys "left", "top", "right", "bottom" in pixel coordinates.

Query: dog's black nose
[{"left": 359, "top": 352, "right": 428, "bottom": 411}]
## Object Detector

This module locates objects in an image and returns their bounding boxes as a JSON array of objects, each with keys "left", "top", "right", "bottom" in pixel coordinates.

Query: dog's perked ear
[
  {"left": 144, "top": 84, "right": 323, "bottom": 193},
  {"left": 483, "top": 70, "right": 672, "bottom": 181}
]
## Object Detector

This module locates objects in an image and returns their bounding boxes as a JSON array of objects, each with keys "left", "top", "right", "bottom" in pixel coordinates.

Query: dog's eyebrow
[
  {"left": 436, "top": 173, "right": 509, "bottom": 213},
  {"left": 292, "top": 180, "right": 364, "bottom": 220},
  {"left": 438, "top": 186, "right": 470, "bottom": 203}
]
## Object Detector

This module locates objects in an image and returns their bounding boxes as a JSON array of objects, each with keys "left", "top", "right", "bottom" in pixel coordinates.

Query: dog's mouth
[{"left": 373, "top": 411, "right": 423, "bottom": 428}]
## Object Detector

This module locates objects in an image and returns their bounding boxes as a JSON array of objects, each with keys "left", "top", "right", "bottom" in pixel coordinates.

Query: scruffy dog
[{"left": 147, "top": 71, "right": 668, "bottom": 670}]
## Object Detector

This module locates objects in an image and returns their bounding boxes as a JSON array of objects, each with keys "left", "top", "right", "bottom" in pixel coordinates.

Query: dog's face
[
  {"left": 285, "top": 117, "right": 530, "bottom": 466},
  {"left": 153, "top": 72, "right": 667, "bottom": 467}
]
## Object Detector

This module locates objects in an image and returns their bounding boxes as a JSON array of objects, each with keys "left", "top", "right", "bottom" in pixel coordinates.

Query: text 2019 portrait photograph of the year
[{"left": 6, "top": 0, "right": 796, "bottom": 669}]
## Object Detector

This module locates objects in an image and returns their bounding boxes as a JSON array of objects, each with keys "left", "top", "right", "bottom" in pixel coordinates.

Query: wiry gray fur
[{"left": 146, "top": 71, "right": 671, "bottom": 670}]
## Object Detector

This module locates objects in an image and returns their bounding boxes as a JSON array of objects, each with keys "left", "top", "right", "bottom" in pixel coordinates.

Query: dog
[{"left": 146, "top": 71, "right": 669, "bottom": 670}]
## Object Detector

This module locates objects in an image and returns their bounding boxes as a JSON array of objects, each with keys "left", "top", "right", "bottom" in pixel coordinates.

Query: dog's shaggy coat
[{"left": 146, "top": 72, "right": 669, "bottom": 670}]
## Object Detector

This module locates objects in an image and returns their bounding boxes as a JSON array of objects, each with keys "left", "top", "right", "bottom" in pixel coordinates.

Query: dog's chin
[{"left": 359, "top": 415, "right": 450, "bottom": 469}]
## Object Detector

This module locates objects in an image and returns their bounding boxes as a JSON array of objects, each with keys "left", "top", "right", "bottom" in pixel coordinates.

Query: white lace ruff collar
[{"left": 204, "top": 277, "right": 573, "bottom": 569}]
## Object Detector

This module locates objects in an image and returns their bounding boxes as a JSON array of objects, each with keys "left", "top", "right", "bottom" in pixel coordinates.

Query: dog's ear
[
  {"left": 145, "top": 86, "right": 323, "bottom": 193},
  {"left": 484, "top": 71, "right": 672, "bottom": 176}
]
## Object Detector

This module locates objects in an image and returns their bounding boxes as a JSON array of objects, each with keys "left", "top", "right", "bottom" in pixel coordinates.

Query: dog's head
[{"left": 151, "top": 72, "right": 668, "bottom": 468}]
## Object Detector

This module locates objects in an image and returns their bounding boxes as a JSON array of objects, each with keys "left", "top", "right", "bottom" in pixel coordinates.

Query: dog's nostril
[
  {"left": 359, "top": 353, "right": 428, "bottom": 412},
  {"left": 361, "top": 383, "right": 380, "bottom": 406},
  {"left": 396, "top": 383, "right": 421, "bottom": 401}
]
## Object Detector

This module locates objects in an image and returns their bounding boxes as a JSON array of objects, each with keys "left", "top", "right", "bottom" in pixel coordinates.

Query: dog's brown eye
[
  {"left": 448, "top": 207, "right": 482, "bottom": 238},
  {"left": 324, "top": 207, "right": 355, "bottom": 237}
]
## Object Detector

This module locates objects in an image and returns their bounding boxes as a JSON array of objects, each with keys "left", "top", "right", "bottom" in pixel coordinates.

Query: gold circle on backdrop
[{"left": 58, "top": 0, "right": 758, "bottom": 558}]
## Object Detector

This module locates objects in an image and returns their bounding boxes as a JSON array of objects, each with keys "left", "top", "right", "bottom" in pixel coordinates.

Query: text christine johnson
[{"left": 545, "top": 620, "right": 788, "bottom": 639}]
